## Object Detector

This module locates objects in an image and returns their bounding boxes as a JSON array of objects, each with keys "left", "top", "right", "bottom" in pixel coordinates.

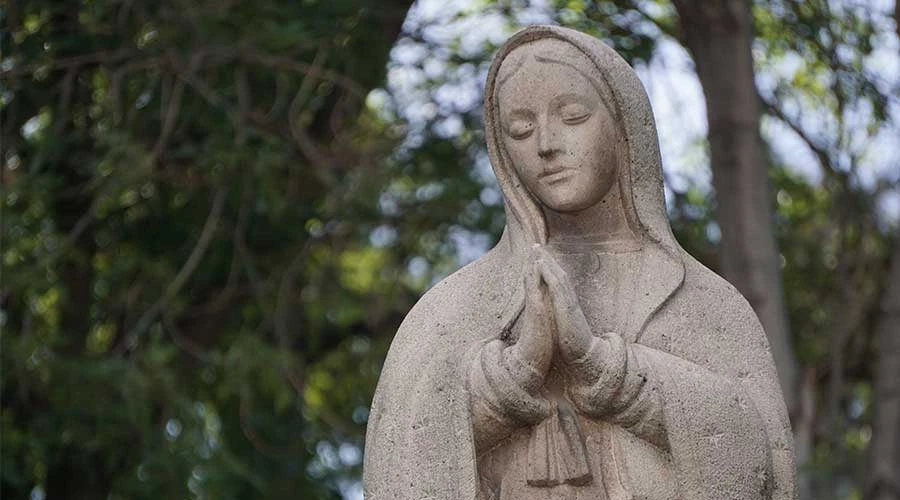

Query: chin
[
  {"left": 534, "top": 183, "right": 606, "bottom": 213},
  {"left": 542, "top": 195, "right": 597, "bottom": 213}
]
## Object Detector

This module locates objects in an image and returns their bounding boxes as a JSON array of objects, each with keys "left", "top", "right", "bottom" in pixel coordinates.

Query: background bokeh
[{"left": 2, "top": 0, "right": 898, "bottom": 499}]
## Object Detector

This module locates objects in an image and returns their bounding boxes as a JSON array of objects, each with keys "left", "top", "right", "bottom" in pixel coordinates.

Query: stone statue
[{"left": 364, "top": 25, "right": 796, "bottom": 500}]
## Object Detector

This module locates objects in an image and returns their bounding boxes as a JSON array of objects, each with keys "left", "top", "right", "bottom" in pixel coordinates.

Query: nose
[{"left": 536, "top": 120, "right": 561, "bottom": 159}]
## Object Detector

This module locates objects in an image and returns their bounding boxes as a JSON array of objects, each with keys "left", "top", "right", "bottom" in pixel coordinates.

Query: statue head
[
  {"left": 495, "top": 38, "right": 623, "bottom": 214},
  {"left": 484, "top": 26, "right": 676, "bottom": 255}
]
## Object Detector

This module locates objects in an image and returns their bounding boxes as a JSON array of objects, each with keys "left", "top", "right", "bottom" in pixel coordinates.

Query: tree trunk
[
  {"left": 895, "top": 0, "right": 899, "bottom": 40},
  {"left": 671, "top": 0, "right": 798, "bottom": 415},
  {"left": 865, "top": 242, "right": 900, "bottom": 500}
]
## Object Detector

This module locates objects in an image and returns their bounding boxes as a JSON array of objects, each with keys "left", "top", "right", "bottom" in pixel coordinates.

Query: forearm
[
  {"left": 566, "top": 335, "right": 776, "bottom": 454},
  {"left": 566, "top": 334, "right": 667, "bottom": 448},
  {"left": 469, "top": 340, "right": 551, "bottom": 454}
]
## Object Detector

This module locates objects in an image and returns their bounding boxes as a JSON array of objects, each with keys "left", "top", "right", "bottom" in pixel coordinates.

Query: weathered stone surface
[{"left": 364, "top": 25, "right": 796, "bottom": 500}]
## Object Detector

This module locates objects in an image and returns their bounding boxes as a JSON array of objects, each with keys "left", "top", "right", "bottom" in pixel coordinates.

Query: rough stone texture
[{"left": 364, "top": 25, "right": 797, "bottom": 500}]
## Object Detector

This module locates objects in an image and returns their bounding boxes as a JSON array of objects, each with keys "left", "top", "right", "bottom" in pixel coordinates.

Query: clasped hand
[{"left": 508, "top": 245, "right": 598, "bottom": 384}]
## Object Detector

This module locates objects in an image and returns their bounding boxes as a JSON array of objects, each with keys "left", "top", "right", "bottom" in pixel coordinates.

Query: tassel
[{"left": 526, "top": 403, "right": 593, "bottom": 487}]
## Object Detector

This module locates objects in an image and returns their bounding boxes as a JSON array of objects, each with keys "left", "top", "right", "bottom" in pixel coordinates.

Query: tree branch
[
  {"left": 760, "top": 92, "right": 834, "bottom": 174},
  {"left": 116, "top": 188, "right": 226, "bottom": 353}
]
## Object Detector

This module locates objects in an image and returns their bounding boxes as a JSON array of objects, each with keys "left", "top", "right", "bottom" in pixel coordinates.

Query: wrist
[
  {"left": 503, "top": 344, "right": 546, "bottom": 393},
  {"left": 567, "top": 332, "right": 627, "bottom": 388},
  {"left": 472, "top": 340, "right": 551, "bottom": 425}
]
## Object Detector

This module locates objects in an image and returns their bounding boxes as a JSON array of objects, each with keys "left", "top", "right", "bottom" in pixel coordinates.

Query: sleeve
[
  {"left": 564, "top": 329, "right": 786, "bottom": 499},
  {"left": 565, "top": 333, "right": 668, "bottom": 449},
  {"left": 468, "top": 339, "right": 552, "bottom": 454}
]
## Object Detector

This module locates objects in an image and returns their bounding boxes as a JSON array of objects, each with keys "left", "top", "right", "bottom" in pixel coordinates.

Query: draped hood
[{"left": 484, "top": 25, "right": 679, "bottom": 256}]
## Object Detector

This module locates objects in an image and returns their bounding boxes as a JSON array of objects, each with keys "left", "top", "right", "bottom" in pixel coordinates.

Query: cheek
[
  {"left": 506, "top": 142, "right": 540, "bottom": 182},
  {"left": 585, "top": 148, "right": 617, "bottom": 192},
  {"left": 571, "top": 141, "right": 617, "bottom": 200},
  {"left": 569, "top": 128, "right": 615, "bottom": 173}
]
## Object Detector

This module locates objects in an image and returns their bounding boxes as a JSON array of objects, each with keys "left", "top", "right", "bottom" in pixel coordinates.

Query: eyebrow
[
  {"left": 503, "top": 92, "right": 594, "bottom": 114},
  {"left": 503, "top": 107, "right": 535, "bottom": 120},
  {"left": 553, "top": 91, "right": 596, "bottom": 106}
]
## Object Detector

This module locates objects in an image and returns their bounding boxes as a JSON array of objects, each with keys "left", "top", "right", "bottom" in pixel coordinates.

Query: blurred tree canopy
[
  {"left": 2, "top": 1, "right": 898, "bottom": 500},
  {"left": 2, "top": 0, "right": 423, "bottom": 498}
]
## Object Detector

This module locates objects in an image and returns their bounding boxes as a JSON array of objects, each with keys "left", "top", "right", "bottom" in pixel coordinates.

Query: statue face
[{"left": 498, "top": 42, "right": 618, "bottom": 213}]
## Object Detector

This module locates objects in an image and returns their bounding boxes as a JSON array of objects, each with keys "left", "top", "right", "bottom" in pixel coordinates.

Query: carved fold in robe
[{"left": 364, "top": 25, "right": 796, "bottom": 500}]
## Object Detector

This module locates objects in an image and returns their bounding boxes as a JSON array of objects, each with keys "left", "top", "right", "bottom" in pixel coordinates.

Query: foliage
[
  {"left": 753, "top": 1, "right": 899, "bottom": 496},
  {"left": 1, "top": 0, "right": 422, "bottom": 498}
]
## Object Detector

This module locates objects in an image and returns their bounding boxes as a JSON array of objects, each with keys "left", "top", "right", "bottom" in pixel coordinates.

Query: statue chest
[{"left": 553, "top": 249, "right": 643, "bottom": 341}]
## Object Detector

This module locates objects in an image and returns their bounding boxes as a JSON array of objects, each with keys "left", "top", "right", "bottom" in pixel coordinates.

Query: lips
[{"left": 538, "top": 166, "right": 575, "bottom": 183}]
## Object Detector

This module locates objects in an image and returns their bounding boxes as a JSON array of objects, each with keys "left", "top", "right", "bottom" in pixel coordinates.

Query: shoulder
[
  {"left": 646, "top": 252, "right": 773, "bottom": 373},
  {"left": 406, "top": 245, "right": 515, "bottom": 326},
  {"left": 383, "top": 243, "right": 516, "bottom": 360},
  {"left": 675, "top": 253, "right": 765, "bottom": 333}
]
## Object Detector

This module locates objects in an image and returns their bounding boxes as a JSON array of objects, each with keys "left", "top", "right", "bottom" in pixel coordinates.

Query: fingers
[
  {"left": 537, "top": 259, "right": 565, "bottom": 304},
  {"left": 536, "top": 255, "right": 578, "bottom": 313},
  {"left": 533, "top": 246, "right": 592, "bottom": 362},
  {"left": 534, "top": 246, "right": 568, "bottom": 288},
  {"left": 516, "top": 250, "right": 552, "bottom": 375},
  {"left": 523, "top": 256, "right": 543, "bottom": 307}
]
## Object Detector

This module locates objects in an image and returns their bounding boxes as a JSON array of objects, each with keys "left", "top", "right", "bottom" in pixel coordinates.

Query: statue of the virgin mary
[{"left": 364, "top": 25, "right": 796, "bottom": 500}]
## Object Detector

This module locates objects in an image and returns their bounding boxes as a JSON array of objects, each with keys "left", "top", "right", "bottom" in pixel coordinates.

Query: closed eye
[
  {"left": 560, "top": 103, "right": 591, "bottom": 125},
  {"left": 507, "top": 119, "right": 534, "bottom": 140}
]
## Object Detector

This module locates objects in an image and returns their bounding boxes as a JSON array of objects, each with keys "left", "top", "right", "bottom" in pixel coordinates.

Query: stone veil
[{"left": 364, "top": 25, "right": 796, "bottom": 500}]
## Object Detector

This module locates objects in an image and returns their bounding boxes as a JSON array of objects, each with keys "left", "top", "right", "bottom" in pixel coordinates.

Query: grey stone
[{"left": 364, "top": 25, "right": 796, "bottom": 500}]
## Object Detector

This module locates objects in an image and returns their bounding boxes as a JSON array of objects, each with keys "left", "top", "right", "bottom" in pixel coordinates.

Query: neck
[{"left": 543, "top": 184, "right": 636, "bottom": 244}]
